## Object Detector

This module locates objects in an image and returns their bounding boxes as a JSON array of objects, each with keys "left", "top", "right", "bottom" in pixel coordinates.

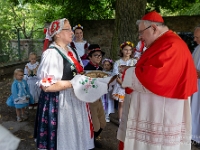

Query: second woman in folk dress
[
  {"left": 70, "top": 24, "right": 90, "bottom": 66},
  {"left": 34, "top": 18, "right": 94, "bottom": 150}
]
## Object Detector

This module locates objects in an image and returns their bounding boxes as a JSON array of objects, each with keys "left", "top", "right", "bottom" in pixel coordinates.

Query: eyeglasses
[
  {"left": 93, "top": 54, "right": 102, "bottom": 58},
  {"left": 62, "top": 28, "right": 73, "bottom": 32},
  {"left": 138, "top": 26, "right": 151, "bottom": 36}
]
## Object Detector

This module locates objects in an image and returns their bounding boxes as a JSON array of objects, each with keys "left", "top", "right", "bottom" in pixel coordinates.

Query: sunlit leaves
[{"left": 146, "top": 0, "right": 197, "bottom": 13}]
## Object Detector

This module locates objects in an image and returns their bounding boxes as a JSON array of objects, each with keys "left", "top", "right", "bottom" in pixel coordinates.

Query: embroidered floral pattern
[
  {"left": 40, "top": 75, "right": 56, "bottom": 87},
  {"left": 49, "top": 21, "right": 60, "bottom": 37},
  {"left": 70, "top": 65, "right": 75, "bottom": 70},
  {"left": 42, "top": 77, "right": 52, "bottom": 83},
  {"left": 79, "top": 77, "right": 98, "bottom": 93},
  {"left": 35, "top": 91, "right": 59, "bottom": 150}
]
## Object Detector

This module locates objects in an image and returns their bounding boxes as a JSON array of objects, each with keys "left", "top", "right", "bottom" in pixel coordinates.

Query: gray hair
[
  {"left": 136, "top": 20, "right": 164, "bottom": 27},
  {"left": 194, "top": 25, "right": 200, "bottom": 31}
]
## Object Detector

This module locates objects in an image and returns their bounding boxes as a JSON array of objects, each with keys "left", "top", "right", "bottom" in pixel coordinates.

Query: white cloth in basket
[{"left": 70, "top": 75, "right": 112, "bottom": 103}]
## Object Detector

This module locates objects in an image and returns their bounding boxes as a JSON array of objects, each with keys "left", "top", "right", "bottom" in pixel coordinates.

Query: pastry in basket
[{"left": 84, "top": 71, "right": 109, "bottom": 78}]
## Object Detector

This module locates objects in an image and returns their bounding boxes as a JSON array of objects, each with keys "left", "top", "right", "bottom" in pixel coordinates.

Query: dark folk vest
[{"left": 49, "top": 46, "right": 81, "bottom": 80}]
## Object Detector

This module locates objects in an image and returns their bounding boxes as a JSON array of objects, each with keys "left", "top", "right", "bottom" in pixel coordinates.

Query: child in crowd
[
  {"left": 112, "top": 41, "right": 137, "bottom": 123},
  {"left": 84, "top": 44, "right": 106, "bottom": 148},
  {"left": 101, "top": 58, "right": 115, "bottom": 122},
  {"left": 6, "top": 68, "right": 33, "bottom": 122},
  {"left": 24, "top": 52, "right": 41, "bottom": 109}
]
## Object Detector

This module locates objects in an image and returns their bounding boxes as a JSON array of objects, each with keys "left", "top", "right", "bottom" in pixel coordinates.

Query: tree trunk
[{"left": 111, "top": 0, "right": 147, "bottom": 60}]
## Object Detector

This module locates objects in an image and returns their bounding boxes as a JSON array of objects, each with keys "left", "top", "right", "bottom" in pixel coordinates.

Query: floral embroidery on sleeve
[
  {"left": 79, "top": 76, "right": 98, "bottom": 93},
  {"left": 38, "top": 75, "right": 56, "bottom": 87}
]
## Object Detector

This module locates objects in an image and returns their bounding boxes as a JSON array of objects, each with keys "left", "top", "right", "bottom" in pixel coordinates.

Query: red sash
[{"left": 68, "top": 51, "right": 83, "bottom": 73}]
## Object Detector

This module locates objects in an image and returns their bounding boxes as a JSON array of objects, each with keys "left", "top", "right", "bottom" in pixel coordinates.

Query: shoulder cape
[{"left": 135, "top": 30, "right": 197, "bottom": 99}]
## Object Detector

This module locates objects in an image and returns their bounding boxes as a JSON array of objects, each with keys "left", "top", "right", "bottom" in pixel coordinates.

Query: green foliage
[
  {"left": 9, "top": 0, "right": 116, "bottom": 24},
  {"left": 9, "top": 0, "right": 200, "bottom": 16},
  {"left": 179, "top": 2, "right": 200, "bottom": 15},
  {"left": 8, "top": 0, "right": 200, "bottom": 22},
  {"left": 161, "top": 2, "right": 200, "bottom": 16},
  {"left": 0, "top": 1, "right": 44, "bottom": 39},
  {"left": 3, "top": 0, "right": 200, "bottom": 61},
  {"left": 54, "top": 0, "right": 116, "bottom": 25},
  {"left": 146, "top": 0, "right": 197, "bottom": 13},
  {"left": 0, "top": 0, "right": 49, "bottom": 56}
]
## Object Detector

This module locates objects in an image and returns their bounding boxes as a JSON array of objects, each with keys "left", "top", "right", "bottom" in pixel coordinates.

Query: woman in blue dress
[{"left": 6, "top": 68, "right": 34, "bottom": 122}]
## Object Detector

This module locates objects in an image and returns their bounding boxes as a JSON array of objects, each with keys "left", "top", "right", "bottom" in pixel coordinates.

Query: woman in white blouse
[
  {"left": 70, "top": 24, "right": 90, "bottom": 66},
  {"left": 34, "top": 18, "right": 94, "bottom": 150}
]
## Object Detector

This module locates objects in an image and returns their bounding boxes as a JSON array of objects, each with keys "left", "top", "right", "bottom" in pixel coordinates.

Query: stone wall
[
  {"left": 81, "top": 19, "right": 114, "bottom": 58},
  {"left": 0, "top": 61, "right": 28, "bottom": 78},
  {"left": 10, "top": 16, "right": 200, "bottom": 60},
  {"left": 10, "top": 39, "right": 43, "bottom": 61},
  {"left": 81, "top": 16, "right": 200, "bottom": 56},
  {"left": 164, "top": 15, "right": 200, "bottom": 32}
]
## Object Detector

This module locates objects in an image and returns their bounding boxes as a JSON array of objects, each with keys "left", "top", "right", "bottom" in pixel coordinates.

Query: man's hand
[{"left": 119, "top": 65, "right": 130, "bottom": 73}]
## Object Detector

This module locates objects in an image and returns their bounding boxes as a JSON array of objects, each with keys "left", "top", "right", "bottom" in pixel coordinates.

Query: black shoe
[
  {"left": 192, "top": 140, "right": 200, "bottom": 148},
  {"left": 94, "top": 139, "right": 102, "bottom": 148},
  {"left": 195, "top": 144, "right": 200, "bottom": 148},
  {"left": 94, "top": 128, "right": 103, "bottom": 139}
]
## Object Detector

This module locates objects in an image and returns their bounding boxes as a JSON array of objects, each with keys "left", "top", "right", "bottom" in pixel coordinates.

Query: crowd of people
[{"left": 3, "top": 10, "right": 200, "bottom": 150}]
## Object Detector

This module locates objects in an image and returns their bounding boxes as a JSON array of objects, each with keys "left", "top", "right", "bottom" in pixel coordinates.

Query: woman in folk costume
[
  {"left": 117, "top": 11, "right": 197, "bottom": 150},
  {"left": 70, "top": 24, "right": 90, "bottom": 66},
  {"left": 34, "top": 18, "right": 94, "bottom": 150},
  {"left": 112, "top": 41, "right": 137, "bottom": 123}
]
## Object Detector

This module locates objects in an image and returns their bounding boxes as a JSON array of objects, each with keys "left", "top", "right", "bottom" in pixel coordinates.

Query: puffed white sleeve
[
  {"left": 112, "top": 60, "right": 119, "bottom": 75},
  {"left": 37, "top": 48, "right": 64, "bottom": 87},
  {"left": 122, "top": 67, "right": 152, "bottom": 93}
]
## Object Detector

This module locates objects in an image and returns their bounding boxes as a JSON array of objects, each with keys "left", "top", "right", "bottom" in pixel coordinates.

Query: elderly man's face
[
  {"left": 138, "top": 22, "right": 155, "bottom": 48},
  {"left": 194, "top": 28, "right": 200, "bottom": 45}
]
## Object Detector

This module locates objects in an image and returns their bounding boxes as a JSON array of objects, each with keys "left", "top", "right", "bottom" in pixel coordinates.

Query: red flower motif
[
  {"left": 42, "top": 78, "right": 47, "bottom": 83},
  {"left": 49, "top": 21, "right": 60, "bottom": 36},
  {"left": 47, "top": 77, "right": 52, "bottom": 83},
  {"left": 42, "top": 77, "right": 52, "bottom": 83},
  {"left": 43, "top": 28, "right": 47, "bottom": 34}
]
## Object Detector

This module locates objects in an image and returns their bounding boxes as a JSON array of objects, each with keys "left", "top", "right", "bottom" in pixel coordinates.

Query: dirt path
[{"left": 0, "top": 76, "right": 199, "bottom": 150}]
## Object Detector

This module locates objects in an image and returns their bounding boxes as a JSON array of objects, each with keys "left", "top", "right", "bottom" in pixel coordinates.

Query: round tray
[{"left": 84, "top": 70, "right": 109, "bottom": 78}]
